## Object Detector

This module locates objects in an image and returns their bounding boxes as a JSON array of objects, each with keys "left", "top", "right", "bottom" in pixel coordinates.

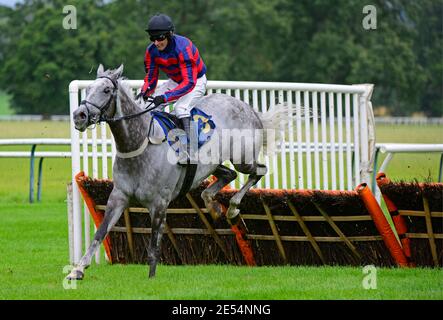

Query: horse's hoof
[
  {"left": 148, "top": 268, "right": 156, "bottom": 278},
  {"left": 227, "top": 207, "right": 239, "bottom": 219},
  {"left": 66, "top": 269, "right": 84, "bottom": 281},
  {"left": 207, "top": 201, "right": 224, "bottom": 220}
]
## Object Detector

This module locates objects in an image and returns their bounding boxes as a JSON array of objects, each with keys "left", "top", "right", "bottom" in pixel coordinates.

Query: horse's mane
[
  {"left": 97, "top": 66, "right": 136, "bottom": 106},
  {"left": 117, "top": 77, "right": 143, "bottom": 112}
]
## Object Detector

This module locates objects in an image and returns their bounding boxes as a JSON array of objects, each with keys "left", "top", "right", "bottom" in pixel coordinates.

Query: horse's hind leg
[
  {"left": 66, "top": 188, "right": 128, "bottom": 280},
  {"left": 201, "top": 164, "right": 237, "bottom": 219},
  {"left": 227, "top": 163, "right": 267, "bottom": 221}
]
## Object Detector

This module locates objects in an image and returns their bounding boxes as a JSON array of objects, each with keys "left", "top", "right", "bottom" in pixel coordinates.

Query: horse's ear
[
  {"left": 97, "top": 64, "right": 105, "bottom": 77},
  {"left": 113, "top": 64, "right": 124, "bottom": 79}
]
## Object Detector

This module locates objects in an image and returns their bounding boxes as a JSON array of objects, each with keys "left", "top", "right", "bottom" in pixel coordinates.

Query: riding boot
[{"left": 178, "top": 116, "right": 191, "bottom": 165}]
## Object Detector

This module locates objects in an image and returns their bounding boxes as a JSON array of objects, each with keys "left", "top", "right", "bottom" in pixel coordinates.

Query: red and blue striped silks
[{"left": 142, "top": 34, "right": 206, "bottom": 102}]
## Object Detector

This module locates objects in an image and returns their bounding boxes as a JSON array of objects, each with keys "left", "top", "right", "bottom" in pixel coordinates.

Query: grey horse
[{"left": 67, "top": 64, "right": 289, "bottom": 280}]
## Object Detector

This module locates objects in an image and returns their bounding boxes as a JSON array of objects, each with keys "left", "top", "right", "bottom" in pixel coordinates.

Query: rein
[
  {"left": 81, "top": 76, "right": 162, "bottom": 159},
  {"left": 81, "top": 76, "right": 157, "bottom": 124},
  {"left": 106, "top": 100, "right": 157, "bottom": 123}
]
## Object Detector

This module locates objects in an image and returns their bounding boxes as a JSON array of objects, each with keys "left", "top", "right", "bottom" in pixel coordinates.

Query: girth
[{"left": 177, "top": 162, "right": 198, "bottom": 198}]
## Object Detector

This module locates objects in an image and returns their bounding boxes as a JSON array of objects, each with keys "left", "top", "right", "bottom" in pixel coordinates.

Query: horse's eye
[{"left": 104, "top": 88, "right": 111, "bottom": 94}]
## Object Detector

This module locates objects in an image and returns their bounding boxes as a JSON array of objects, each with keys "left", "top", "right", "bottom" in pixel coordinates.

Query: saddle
[
  {"left": 149, "top": 108, "right": 216, "bottom": 197},
  {"left": 149, "top": 108, "right": 215, "bottom": 149}
]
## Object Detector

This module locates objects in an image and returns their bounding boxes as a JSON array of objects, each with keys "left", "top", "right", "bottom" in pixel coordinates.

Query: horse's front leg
[
  {"left": 66, "top": 188, "right": 128, "bottom": 280},
  {"left": 147, "top": 205, "right": 167, "bottom": 278}
]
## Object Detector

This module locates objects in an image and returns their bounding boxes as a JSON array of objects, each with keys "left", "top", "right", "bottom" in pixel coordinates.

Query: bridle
[
  {"left": 80, "top": 76, "right": 157, "bottom": 125},
  {"left": 80, "top": 76, "right": 118, "bottom": 124}
]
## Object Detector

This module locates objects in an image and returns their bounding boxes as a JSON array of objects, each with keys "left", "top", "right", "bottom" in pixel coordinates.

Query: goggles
[{"left": 149, "top": 33, "right": 168, "bottom": 42}]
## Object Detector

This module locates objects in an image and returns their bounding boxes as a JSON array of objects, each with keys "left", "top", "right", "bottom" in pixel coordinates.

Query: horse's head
[{"left": 73, "top": 64, "right": 124, "bottom": 131}]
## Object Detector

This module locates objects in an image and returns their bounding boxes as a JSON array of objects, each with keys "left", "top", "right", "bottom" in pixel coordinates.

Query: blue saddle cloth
[{"left": 151, "top": 108, "right": 216, "bottom": 153}]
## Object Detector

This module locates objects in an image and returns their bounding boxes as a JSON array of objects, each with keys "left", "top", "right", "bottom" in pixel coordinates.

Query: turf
[{"left": 0, "top": 203, "right": 442, "bottom": 300}]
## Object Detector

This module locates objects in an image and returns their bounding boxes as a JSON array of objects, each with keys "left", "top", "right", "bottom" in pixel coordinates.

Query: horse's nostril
[{"left": 79, "top": 112, "right": 87, "bottom": 120}]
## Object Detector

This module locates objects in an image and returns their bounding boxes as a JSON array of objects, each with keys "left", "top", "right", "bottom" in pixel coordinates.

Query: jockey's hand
[{"left": 152, "top": 95, "right": 166, "bottom": 107}]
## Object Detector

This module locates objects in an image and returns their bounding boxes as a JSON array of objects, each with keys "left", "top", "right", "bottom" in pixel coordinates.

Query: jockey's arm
[
  {"left": 141, "top": 48, "right": 159, "bottom": 96},
  {"left": 162, "top": 52, "right": 197, "bottom": 103}
]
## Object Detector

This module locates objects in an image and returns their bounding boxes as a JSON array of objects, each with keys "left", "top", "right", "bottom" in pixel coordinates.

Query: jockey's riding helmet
[{"left": 145, "top": 14, "right": 175, "bottom": 37}]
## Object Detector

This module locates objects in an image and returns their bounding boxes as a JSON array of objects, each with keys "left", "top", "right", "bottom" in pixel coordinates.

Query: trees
[
  {"left": 0, "top": 0, "right": 441, "bottom": 115},
  {"left": 0, "top": 0, "right": 114, "bottom": 114},
  {"left": 411, "top": 0, "right": 443, "bottom": 116}
]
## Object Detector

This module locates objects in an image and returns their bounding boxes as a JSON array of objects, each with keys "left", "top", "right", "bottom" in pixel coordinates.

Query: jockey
[{"left": 138, "top": 13, "right": 207, "bottom": 163}]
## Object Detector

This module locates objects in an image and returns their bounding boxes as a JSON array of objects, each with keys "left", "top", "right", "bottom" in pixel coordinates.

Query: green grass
[
  {"left": 0, "top": 121, "right": 442, "bottom": 300},
  {"left": 375, "top": 124, "right": 443, "bottom": 182},
  {"left": 0, "top": 203, "right": 442, "bottom": 300},
  {"left": 0, "top": 120, "right": 70, "bottom": 138}
]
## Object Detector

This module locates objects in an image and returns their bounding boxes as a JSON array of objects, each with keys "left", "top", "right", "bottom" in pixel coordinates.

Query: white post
[
  {"left": 304, "top": 91, "right": 312, "bottom": 189},
  {"left": 337, "top": 93, "right": 345, "bottom": 190},
  {"left": 101, "top": 123, "right": 108, "bottom": 178},
  {"left": 278, "top": 90, "right": 287, "bottom": 189},
  {"left": 320, "top": 92, "right": 328, "bottom": 189},
  {"left": 252, "top": 89, "right": 261, "bottom": 188},
  {"left": 359, "top": 84, "right": 375, "bottom": 186},
  {"left": 67, "top": 182, "right": 74, "bottom": 264},
  {"left": 353, "top": 94, "right": 361, "bottom": 186},
  {"left": 329, "top": 92, "right": 337, "bottom": 190},
  {"left": 92, "top": 128, "right": 98, "bottom": 179},
  {"left": 312, "top": 92, "right": 320, "bottom": 189},
  {"left": 270, "top": 90, "right": 279, "bottom": 188},
  {"left": 345, "top": 93, "right": 352, "bottom": 190},
  {"left": 296, "top": 91, "right": 303, "bottom": 188},
  {"left": 69, "top": 80, "right": 82, "bottom": 264},
  {"left": 287, "top": 91, "right": 296, "bottom": 189},
  {"left": 261, "top": 90, "right": 271, "bottom": 189},
  {"left": 235, "top": 89, "right": 244, "bottom": 187}
]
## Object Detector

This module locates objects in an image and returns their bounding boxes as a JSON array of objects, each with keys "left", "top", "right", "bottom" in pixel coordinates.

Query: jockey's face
[{"left": 154, "top": 37, "right": 168, "bottom": 51}]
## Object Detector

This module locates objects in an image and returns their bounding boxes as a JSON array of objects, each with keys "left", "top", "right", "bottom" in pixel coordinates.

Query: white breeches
[{"left": 152, "top": 74, "right": 207, "bottom": 119}]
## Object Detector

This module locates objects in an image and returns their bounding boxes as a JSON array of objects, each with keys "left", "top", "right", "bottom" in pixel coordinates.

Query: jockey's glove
[{"left": 153, "top": 95, "right": 166, "bottom": 107}]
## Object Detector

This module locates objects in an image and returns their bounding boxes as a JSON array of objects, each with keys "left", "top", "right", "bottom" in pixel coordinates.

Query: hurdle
[
  {"left": 376, "top": 173, "right": 443, "bottom": 267},
  {"left": 74, "top": 172, "right": 414, "bottom": 267}
]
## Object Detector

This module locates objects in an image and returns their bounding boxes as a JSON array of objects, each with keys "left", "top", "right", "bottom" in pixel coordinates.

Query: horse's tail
[{"left": 257, "top": 103, "right": 295, "bottom": 155}]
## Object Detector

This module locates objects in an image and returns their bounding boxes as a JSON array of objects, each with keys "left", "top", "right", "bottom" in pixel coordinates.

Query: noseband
[{"left": 80, "top": 76, "right": 118, "bottom": 124}]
